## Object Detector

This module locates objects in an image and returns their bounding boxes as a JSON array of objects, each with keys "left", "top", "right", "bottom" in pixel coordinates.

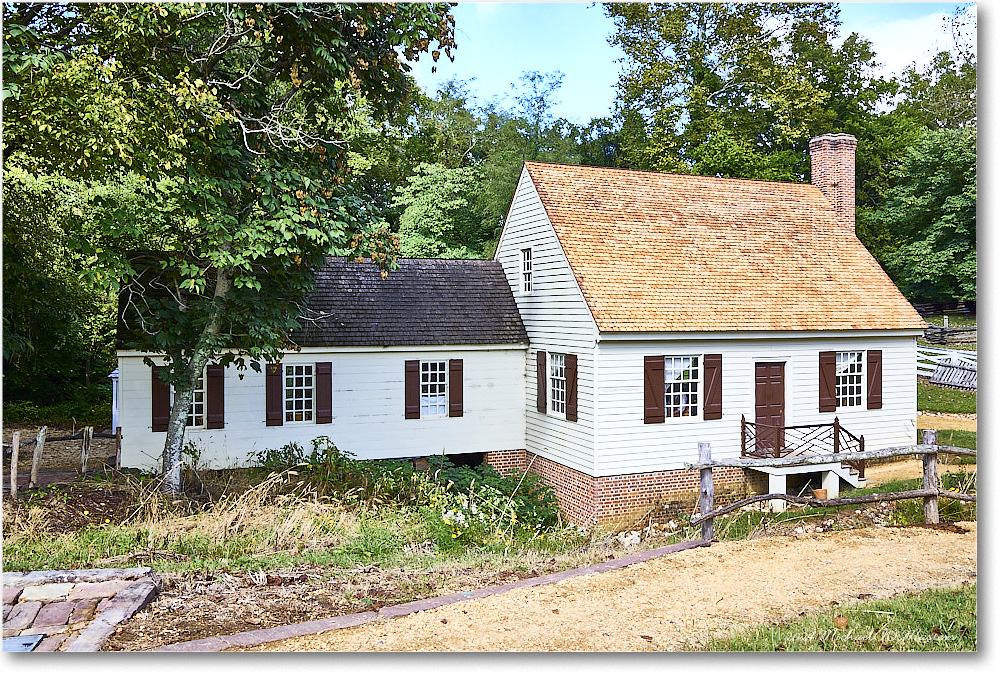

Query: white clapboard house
[{"left": 117, "top": 134, "right": 926, "bottom": 525}]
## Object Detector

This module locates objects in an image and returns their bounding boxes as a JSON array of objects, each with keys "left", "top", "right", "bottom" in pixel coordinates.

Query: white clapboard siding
[
  {"left": 117, "top": 346, "right": 527, "bottom": 472},
  {"left": 494, "top": 168, "right": 599, "bottom": 474},
  {"left": 594, "top": 334, "right": 918, "bottom": 476}
]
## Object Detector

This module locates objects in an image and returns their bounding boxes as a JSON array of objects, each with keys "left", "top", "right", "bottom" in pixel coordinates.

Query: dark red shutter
[
  {"left": 151, "top": 366, "right": 170, "bottom": 432},
  {"left": 405, "top": 360, "right": 420, "bottom": 419},
  {"left": 206, "top": 365, "right": 225, "bottom": 429},
  {"left": 565, "top": 354, "right": 578, "bottom": 422},
  {"left": 266, "top": 362, "right": 283, "bottom": 426},
  {"left": 316, "top": 362, "right": 333, "bottom": 424},
  {"left": 867, "top": 350, "right": 882, "bottom": 410},
  {"left": 819, "top": 351, "right": 837, "bottom": 412},
  {"left": 536, "top": 351, "right": 547, "bottom": 413},
  {"left": 449, "top": 359, "right": 464, "bottom": 417},
  {"left": 703, "top": 354, "right": 722, "bottom": 420},
  {"left": 644, "top": 356, "right": 665, "bottom": 424}
]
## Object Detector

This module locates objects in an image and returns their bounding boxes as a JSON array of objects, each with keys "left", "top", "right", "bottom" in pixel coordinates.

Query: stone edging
[
  {"left": 65, "top": 580, "right": 158, "bottom": 652},
  {"left": 152, "top": 539, "right": 711, "bottom": 652}
]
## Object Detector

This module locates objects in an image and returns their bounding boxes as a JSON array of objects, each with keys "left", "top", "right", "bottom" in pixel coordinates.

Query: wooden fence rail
[
  {"left": 685, "top": 430, "right": 975, "bottom": 537},
  {"left": 916, "top": 345, "right": 977, "bottom": 378},
  {"left": 5, "top": 427, "right": 122, "bottom": 497}
]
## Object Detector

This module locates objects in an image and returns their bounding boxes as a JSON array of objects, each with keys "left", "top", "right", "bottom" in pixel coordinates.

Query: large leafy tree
[
  {"left": 874, "top": 127, "right": 976, "bottom": 303},
  {"left": 3, "top": 2, "right": 455, "bottom": 490}
]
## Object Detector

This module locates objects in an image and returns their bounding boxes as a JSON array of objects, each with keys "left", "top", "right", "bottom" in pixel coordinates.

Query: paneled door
[{"left": 754, "top": 362, "right": 785, "bottom": 456}]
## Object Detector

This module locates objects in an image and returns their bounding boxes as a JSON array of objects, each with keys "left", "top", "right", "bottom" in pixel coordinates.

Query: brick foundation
[{"left": 485, "top": 449, "right": 758, "bottom": 527}]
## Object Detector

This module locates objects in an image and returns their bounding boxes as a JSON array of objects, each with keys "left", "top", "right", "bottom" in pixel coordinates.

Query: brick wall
[{"left": 486, "top": 450, "right": 760, "bottom": 527}]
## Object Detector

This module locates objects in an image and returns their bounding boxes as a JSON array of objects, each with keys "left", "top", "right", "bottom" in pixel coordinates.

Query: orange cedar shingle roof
[{"left": 523, "top": 162, "right": 925, "bottom": 333}]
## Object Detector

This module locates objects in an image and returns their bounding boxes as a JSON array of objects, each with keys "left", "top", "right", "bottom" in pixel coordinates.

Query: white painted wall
[
  {"left": 494, "top": 168, "right": 599, "bottom": 474},
  {"left": 594, "top": 333, "right": 919, "bottom": 476},
  {"left": 117, "top": 345, "right": 526, "bottom": 472}
]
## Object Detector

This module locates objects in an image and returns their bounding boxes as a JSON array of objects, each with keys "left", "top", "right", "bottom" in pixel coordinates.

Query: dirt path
[
  {"left": 917, "top": 413, "right": 977, "bottom": 432},
  {"left": 864, "top": 459, "right": 974, "bottom": 486},
  {"left": 246, "top": 522, "right": 976, "bottom": 652}
]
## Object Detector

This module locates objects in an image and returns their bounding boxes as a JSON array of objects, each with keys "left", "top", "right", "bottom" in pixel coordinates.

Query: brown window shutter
[
  {"left": 867, "top": 350, "right": 882, "bottom": 409},
  {"left": 536, "top": 351, "right": 547, "bottom": 413},
  {"left": 265, "top": 362, "right": 283, "bottom": 426},
  {"left": 565, "top": 354, "right": 578, "bottom": 422},
  {"left": 316, "top": 362, "right": 333, "bottom": 424},
  {"left": 819, "top": 351, "right": 837, "bottom": 412},
  {"left": 448, "top": 359, "right": 464, "bottom": 417},
  {"left": 405, "top": 360, "right": 420, "bottom": 419},
  {"left": 151, "top": 366, "right": 170, "bottom": 432},
  {"left": 703, "top": 354, "right": 722, "bottom": 420},
  {"left": 206, "top": 365, "right": 225, "bottom": 429},
  {"left": 644, "top": 356, "right": 665, "bottom": 424}
]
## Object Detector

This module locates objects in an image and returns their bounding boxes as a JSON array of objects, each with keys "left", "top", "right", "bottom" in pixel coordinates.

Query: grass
[
  {"left": 918, "top": 381, "right": 977, "bottom": 414},
  {"left": 918, "top": 340, "right": 976, "bottom": 351},
  {"left": 923, "top": 313, "right": 977, "bottom": 327},
  {"left": 918, "top": 428, "right": 976, "bottom": 453},
  {"left": 701, "top": 583, "right": 976, "bottom": 651}
]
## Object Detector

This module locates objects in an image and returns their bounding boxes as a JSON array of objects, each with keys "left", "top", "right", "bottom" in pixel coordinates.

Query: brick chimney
[{"left": 809, "top": 133, "right": 857, "bottom": 232}]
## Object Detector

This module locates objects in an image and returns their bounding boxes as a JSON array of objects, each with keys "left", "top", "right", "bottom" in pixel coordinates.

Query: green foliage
[
  {"left": 394, "top": 163, "right": 489, "bottom": 258},
  {"left": 701, "top": 584, "right": 976, "bottom": 651},
  {"left": 874, "top": 128, "right": 976, "bottom": 302},
  {"left": 917, "top": 381, "right": 977, "bottom": 415},
  {"left": 2, "top": 391, "right": 111, "bottom": 428}
]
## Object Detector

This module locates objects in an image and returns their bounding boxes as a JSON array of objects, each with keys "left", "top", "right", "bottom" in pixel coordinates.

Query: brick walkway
[{"left": 3, "top": 568, "right": 157, "bottom": 651}]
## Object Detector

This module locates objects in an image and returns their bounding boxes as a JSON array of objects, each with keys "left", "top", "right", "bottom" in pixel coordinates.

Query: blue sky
[{"left": 409, "top": 1, "right": 975, "bottom": 124}]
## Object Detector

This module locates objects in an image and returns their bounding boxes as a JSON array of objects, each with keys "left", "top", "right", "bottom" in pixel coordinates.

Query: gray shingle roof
[{"left": 291, "top": 257, "right": 528, "bottom": 347}]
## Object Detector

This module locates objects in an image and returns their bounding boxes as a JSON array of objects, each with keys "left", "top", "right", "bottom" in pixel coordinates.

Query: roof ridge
[{"left": 524, "top": 161, "right": 818, "bottom": 190}]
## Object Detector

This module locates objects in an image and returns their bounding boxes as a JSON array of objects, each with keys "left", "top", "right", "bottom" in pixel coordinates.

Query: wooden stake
[
  {"left": 115, "top": 426, "right": 122, "bottom": 471},
  {"left": 80, "top": 426, "right": 93, "bottom": 475},
  {"left": 698, "top": 442, "right": 714, "bottom": 542},
  {"left": 922, "top": 429, "right": 939, "bottom": 524},
  {"left": 10, "top": 431, "right": 21, "bottom": 498},
  {"left": 30, "top": 426, "right": 47, "bottom": 489}
]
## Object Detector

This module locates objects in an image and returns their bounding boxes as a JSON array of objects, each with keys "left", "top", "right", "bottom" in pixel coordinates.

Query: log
[
  {"left": 922, "top": 430, "right": 939, "bottom": 525},
  {"left": 29, "top": 426, "right": 47, "bottom": 489},
  {"left": 684, "top": 443, "right": 975, "bottom": 471},
  {"left": 698, "top": 442, "right": 714, "bottom": 541},
  {"left": 689, "top": 489, "right": 939, "bottom": 526},
  {"left": 10, "top": 430, "right": 20, "bottom": 497}
]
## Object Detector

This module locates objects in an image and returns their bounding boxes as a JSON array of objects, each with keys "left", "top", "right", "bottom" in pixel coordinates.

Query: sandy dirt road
[{"left": 246, "top": 521, "right": 976, "bottom": 652}]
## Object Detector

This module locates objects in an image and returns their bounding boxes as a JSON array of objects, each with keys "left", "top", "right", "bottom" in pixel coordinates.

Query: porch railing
[{"left": 740, "top": 415, "right": 866, "bottom": 478}]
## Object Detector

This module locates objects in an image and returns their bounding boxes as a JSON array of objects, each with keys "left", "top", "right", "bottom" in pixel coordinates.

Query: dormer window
[{"left": 521, "top": 248, "right": 532, "bottom": 293}]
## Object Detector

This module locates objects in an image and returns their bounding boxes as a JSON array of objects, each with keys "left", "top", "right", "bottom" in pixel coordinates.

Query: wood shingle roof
[
  {"left": 523, "top": 162, "right": 926, "bottom": 333},
  {"left": 291, "top": 257, "right": 528, "bottom": 347}
]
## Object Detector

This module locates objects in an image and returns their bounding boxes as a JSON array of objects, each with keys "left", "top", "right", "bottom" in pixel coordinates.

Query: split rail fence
[
  {"left": 5, "top": 426, "right": 122, "bottom": 498},
  {"left": 685, "top": 430, "right": 975, "bottom": 541}
]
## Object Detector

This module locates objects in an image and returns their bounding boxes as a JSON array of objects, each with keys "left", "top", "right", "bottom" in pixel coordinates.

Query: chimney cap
[{"left": 809, "top": 133, "right": 858, "bottom": 150}]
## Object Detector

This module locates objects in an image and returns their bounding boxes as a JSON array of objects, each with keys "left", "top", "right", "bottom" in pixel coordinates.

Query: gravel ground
[{"left": 245, "top": 521, "right": 976, "bottom": 652}]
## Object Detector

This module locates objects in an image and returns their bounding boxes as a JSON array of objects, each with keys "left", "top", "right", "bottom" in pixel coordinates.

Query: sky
[{"left": 409, "top": 1, "right": 977, "bottom": 124}]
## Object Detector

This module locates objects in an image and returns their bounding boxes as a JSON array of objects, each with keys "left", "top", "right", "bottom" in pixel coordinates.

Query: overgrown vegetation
[
  {"left": 4, "top": 438, "right": 582, "bottom": 573},
  {"left": 701, "top": 583, "right": 976, "bottom": 651},
  {"left": 918, "top": 381, "right": 977, "bottom": 414}
]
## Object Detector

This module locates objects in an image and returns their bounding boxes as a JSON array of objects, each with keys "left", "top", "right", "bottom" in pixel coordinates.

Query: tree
[
  {"left": 898, "top": 6, "right": 977, "bottom": 131},
  {"left": 394, "top": 163, "right": 486, "bottom": 258},
  {"left": 4, "top": 2, "right": 455, "bottom": 491},
  {"left": 874, "top": 127, "right": 976, "bottom": 302}
]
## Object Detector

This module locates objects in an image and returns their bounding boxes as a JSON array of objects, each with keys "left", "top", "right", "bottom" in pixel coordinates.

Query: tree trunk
[{"left": 160, "top": 267, "right": 233, "bottom": 493}]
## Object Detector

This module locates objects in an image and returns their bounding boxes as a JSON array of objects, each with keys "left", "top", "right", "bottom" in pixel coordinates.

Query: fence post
[
  {"left": 698, "top": 442, "right": 714, "bottom": 541},
  {"left": 833, "top": 417, "right": 840, "bottom": 455},
  {"left": 921, "top": 429, "right": 939, "bottom": 525},
  {"left": 80, "top": 426, "right": 93, "bottom": 475},
  {"left": 30, "top": 426, "right": 47, "bottom": 489},
  {"left": 10, "top": 430, "right": 21, "bottom": 498},
  {"left": 115, "top": 427, "right": 122, "bottom": 471},
  {"left": 740, "top": 415, "right": 746, "bottom": 456}
]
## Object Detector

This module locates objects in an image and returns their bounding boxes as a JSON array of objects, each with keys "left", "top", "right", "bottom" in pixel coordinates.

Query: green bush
[{"left": 3, "top": 396, "right": 111, "bottom": 428}]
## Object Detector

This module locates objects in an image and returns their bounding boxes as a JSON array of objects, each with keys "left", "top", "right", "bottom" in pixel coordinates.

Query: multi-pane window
[
  {"left": 549, "top": 352, "right": 566, "bottom": 415},
  {"left": 285, "top": 364, "right": 314, "bottom": 422},
  {"left": 169, "top": 370, "right": 206, "bottom": 428},
  {"left": 521, "top": 248, "right": 532, "bottom": 293},
  {"left": 421, "top": 361, "right": 448, "bottom": 416},
  {"left": 665, "top": 356, "right": 699, "bottom": 417},
  {"left": 835, "top": 351, "right": 864, "bottom": 407}
]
